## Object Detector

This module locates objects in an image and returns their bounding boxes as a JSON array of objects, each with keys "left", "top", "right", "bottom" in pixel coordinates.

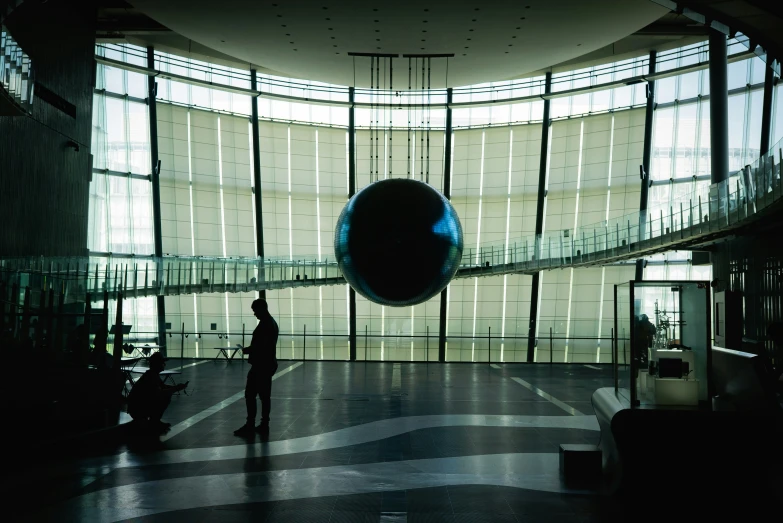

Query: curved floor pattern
[
  {"left": 56, "top": 452, "right": 584, "bottom": 523},
  {"left": 83, "top": 414, "right": 599, "bottom": 471}
]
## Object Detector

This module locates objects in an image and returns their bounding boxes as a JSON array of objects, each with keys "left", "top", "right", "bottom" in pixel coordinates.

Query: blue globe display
[{"left": 334, "top": 178, "right": 464, "bottom": 306}]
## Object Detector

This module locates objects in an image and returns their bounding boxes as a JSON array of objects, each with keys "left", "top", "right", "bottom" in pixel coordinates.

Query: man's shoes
[
  {"left": 255, "top": 422, "right": 269, "bottom": 433},
  {"left": 233, "top": 423, "right": 255, "bottom": 437}
]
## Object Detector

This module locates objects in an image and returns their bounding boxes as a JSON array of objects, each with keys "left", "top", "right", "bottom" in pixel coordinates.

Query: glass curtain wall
[
  {"left": 90, "top": 45, "right": 157, "bottom": 343},
  {"left": 89, "top": 40, "right": 782, "bottom": 360}
]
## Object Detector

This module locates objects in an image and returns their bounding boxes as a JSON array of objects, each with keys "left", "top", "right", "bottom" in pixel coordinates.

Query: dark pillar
[
  {"left": 527, "top": 73, "right": 552, "bottom": 362},
  {"left": 250, "top": 70, "right": 266, "bottom": 299},
  {"left": 348, "top": 87, "right": 357, "bottom": 361},
  {"left": 438, "top": 88, "right": 454, "bottom": 362},
  {"left": 760, "top": 62, "right": 775, "bottom": 157},
  {"left": 709, "top": 30, "right": 729, "bottom": 184},
  {"left": 147, "top": 46, "right": 167, "bottom": 356},
  {"left": 636, "top": 51, "right": 656, "bottom": 281}
]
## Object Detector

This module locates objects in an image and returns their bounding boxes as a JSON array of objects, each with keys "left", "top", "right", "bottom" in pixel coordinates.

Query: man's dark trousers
[{"left": 245, "top": 364, "right": 278, "bottom": 425}]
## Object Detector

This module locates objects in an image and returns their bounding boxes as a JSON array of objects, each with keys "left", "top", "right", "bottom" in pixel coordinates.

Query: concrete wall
[{"left": 0, "top": 0, "right": 96, "bottom": 256}]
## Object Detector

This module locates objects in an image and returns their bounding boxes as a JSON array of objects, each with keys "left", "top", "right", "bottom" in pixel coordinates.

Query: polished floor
[{"left": 12, "top": 360, "right": 626, "bottom": 522}]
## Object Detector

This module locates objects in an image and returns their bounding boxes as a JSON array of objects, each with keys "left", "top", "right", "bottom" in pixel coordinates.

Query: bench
[{"left": 213, "top": 346, "right": 243, "bottom": 361}]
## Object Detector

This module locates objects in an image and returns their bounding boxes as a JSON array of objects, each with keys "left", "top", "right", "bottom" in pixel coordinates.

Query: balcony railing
[
  {"left": 1, "top": 139, "right": 781, "bottom": 303},
  {"left": 0, "top": 24, "right": 33, "bottom": 114}
]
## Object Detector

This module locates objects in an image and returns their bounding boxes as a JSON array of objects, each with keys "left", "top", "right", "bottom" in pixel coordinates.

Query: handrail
[
  {"left": 1, "top": 24, "right": 34, "bottom": 112},
  {"left": 2, "top": 137, "right": 781, "bottom": 303}
]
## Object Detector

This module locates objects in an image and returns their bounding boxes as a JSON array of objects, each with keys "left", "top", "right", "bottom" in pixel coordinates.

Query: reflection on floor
[{"left": 14, "top": 361, "right": 627, "bottom": 522}]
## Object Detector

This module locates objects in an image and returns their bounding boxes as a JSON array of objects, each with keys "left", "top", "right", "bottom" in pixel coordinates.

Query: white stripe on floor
[
  {"left": 583, "top": 364, "right": 600, "bottom": 370},
  {"left": 490, "top": 364, "right": 502, "bottom": 369},
  {"left": 170, "top": 360, "right": 210, "bottom": 371},
  {"left": 160, "top": 362, "right": 303, "bottom": 441},
  {"left": 510, "top": 377, "right": 584, "bottom": 416}
]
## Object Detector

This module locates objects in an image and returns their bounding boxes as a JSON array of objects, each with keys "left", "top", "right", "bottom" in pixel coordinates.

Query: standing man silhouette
[{"left": 234, "top": 298, "right": 279, "bottom": 436}]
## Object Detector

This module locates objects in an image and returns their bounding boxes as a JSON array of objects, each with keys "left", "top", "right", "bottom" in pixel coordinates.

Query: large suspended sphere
[{"left": 334, "top": 179, "right": 464, "bottom": 307}]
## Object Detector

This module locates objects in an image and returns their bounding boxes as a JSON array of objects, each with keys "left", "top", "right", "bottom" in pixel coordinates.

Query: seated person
[{"left": 127, "top": 352, "right": 187, "bottom": 432}]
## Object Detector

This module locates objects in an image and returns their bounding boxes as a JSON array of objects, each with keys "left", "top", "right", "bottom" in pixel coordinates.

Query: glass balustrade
[
  {"left": 1, "top": 137, "right": 780, "bottom": 302},
  {"left": 1, "top": 25, "right": 33, "bottom": 108}
]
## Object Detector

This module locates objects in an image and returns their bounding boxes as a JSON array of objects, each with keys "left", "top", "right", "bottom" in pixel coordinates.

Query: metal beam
[
  {"left": 348, "top": 86, "right": 357, "bottom": 361},
  {"left": 760, "top": 62, "right": 775, "bottom": 156},
  {"left": 636, "top": 51, "right": 656, "bottom": 281},
  {"left": 527, "top": 72, "right": 552, "bottom": 363},
  {"left": 250, "top": 69, "right": 266, "bottom": 299},
  {"left": 709, "top": 30, "right": 729, "bottom": 184},
  {"left": 439, "top": 87, "right": 454, "bottom": 363},
  {"left": 147, "top": 46, "right": 167, "bottom": 357}
]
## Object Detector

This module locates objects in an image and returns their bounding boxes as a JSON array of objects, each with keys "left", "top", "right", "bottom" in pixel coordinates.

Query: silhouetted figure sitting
[{"left": 127, "top": 352, "right": 187, "bottom": 434}]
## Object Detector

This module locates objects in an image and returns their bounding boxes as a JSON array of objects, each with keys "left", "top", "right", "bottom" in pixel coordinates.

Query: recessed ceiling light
[
  {"left": 375, "top": 29, "right": 380, "bottom": 32},
  {"left": 508, "top": 44, "right": 513, "bottom": 46},
  {"left": 325, "top": 18, "right": 330, "bottom": 20},
  {"left": 334, "top": 44, "right": 338, "bottom": 46},
  {"left": 465, "top": 46, "right": 469, "bottom": 49},
  {"left": 293, "top": 49, "right": 297, "bottom": 51},
  {"left": 328, "top": 28, "right": 333, "bottom": 30},
  {"left": 421, "top": 47, "right": 425, "bottom": 50},
  {"left": 505, "top": 51, "right": 509, "bottom": 54},
  {"left": 336, "top": 52, "right": 340, "bottom": 54},
  {"left": 423, "top": 20, "right": 428, "bottom": 23},
  {"left": 277, "top": 14, "right": 282, "bottom": 17},
  {"left": 463, "top": 53, "right": 467, "bottom": 56},
  {"left": 290, "top": 41, "right": 294, "bottom": 44},
  {"left": 467, "top": 38, "right": 471, "bottom": 41},
  {"left": 472, "top": 19, "right": 477, "bottom": 22},
  {"left": 323, "top": 6, "right": 328, "bottom": 9},
  {"left": 512, "top": 36, "right": 516, "bottom": 38},
  {"left": 377, "top": 39, "right": 381, "bottom": 41},
  {"left": 525, "top": 5, "right": 531, "bottom": 8},
  {"left": 421, "top": 39, "right": 425, "bottom": 41},
  {"left": 516, "top": 26, "right": 521, "bottom": 29},
  {"left": 373, "top": 8, "right": 378, "bottom": 11},
  {"left": 272, "top": 3, "right": 277, "bottom": 6},
  {"left": 520, "top": 17, "right": 525, "bottom": 20},
  {"left": 577, "top": 43, "right": 581, "bottom": 46},
  {"left": 377, "top": 47, "right": 382, "bottom": 49},
  {"left": 374, "top": 19, "right": 379, "bottom": 22},
  {"left": 424, "top": 8, "right": 429, "bottom": 11},
  {"left": 286, "top": 33, "right": 290, "bottom": 36},
  {"left": 475, "top": 7, "right": 480, "bottom": 10},
  {"left": 281, "top": 24, "right": 286, "bottom": 27},
  {"left": 469, "top": 29, "right": 474, "bottom": 31}
]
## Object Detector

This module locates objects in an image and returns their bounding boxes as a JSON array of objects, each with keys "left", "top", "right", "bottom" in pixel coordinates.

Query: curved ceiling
[{"left": 129, "top": 0, "right": 668, "bottom": 87}]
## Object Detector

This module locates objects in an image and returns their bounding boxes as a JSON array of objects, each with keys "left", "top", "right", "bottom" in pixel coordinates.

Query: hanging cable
[
  {"left": 369, "top": 56, "right": 374, "bottom": 183},
  {"left": 426, "top": 57, "right": 431, "bottom": 185},
  {"left": 407, "top": 57, "right": 412, "bottom": 179},
  {"left": 375, "top": 57, "right": 381, "bottom": 182},
  {"left": 389, "top": 57, "right": 394, "bottom": 178},
  {"left": 420, "top": 57, "right": 424, "bottom": 180}
]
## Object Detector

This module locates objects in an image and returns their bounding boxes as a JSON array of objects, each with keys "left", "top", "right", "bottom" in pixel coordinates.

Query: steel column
[
  {"left": 760, "top": 62, "right": 775, "bottom": 156},
  {"left": 636, "top": 51, "right": 656, "bottom": 281},
  {"left": 527, "top": 72, "right": 552, "bottom": 362},
  {"left": 709, "top": 30, "right": 729, "bottom": 185},
  {"left": 147, "top": 46, "right": 167, "bottom": 356},
  {"left": 251, "top": 69, "right": 266, "bottom": 299},
  {"left": 348, "top": 86, "right": 357, "bottom": 361},
  {"left": 439, "top": 87, "right": 454, "bottom": 362}
]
